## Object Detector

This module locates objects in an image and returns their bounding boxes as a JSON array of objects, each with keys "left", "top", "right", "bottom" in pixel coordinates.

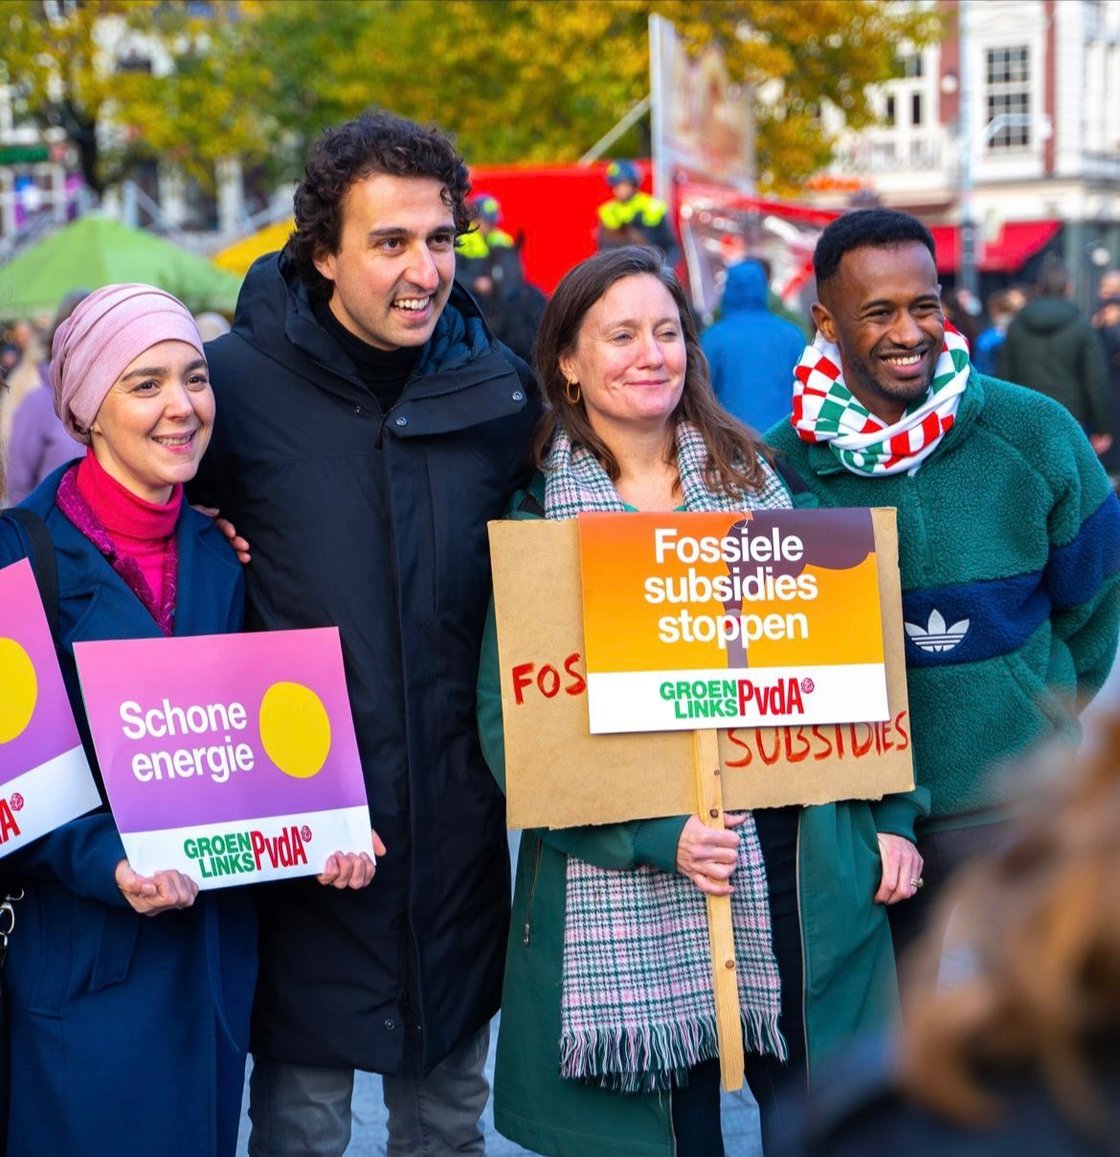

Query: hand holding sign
[
  {"left": 317, "top": 829, "right": 386, "bottom": 890},
  {"left": 115, "top": 859, "right": 199, "bottom": 916},
  {"left": 488, "top": 508, "right": 915, "bottom": 1095},
  {"left": 675, "top": 813, "right": 745, "bottom": 896}
]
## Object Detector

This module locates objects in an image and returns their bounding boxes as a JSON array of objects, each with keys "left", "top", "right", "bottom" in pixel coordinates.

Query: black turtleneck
[{"left": 313, "top": 296, "right": 420, "bottom": 413}]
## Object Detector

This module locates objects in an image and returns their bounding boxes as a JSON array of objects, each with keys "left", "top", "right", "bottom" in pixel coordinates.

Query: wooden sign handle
[{"left": 692, "top": 728, "right": 745, "bottom": 1092}]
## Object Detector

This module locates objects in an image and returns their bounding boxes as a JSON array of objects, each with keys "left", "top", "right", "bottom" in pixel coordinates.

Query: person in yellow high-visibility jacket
[
  {"left": 456, "top": 193, "right": 516, "bottom": 305},
  {"left": 456, "top": 193, "right": 515, "bottom": 261},
  {"left": 596, "top": 160, "right": 679, "bottom": 266},
  {"left": 455, "top": 193, "right": 546, "bottom": 362}
]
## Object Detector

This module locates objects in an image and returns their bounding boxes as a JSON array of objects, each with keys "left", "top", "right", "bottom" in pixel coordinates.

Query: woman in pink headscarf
[{"left": 0, "top": 285, "right": 377, "bottom": 1157}]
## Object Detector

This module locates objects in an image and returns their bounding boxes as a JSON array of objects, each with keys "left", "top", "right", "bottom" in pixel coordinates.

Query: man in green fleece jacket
[{"left": 767, "top": 208, "right": 1120, "bottom": 959}]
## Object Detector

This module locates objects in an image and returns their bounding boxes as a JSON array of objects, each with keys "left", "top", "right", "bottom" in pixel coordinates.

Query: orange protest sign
[
  {"left": 488, "top": 509, "right": 913, "bottom": 830},
  {"left": 578, "top": 508, "right": 889, "bottom": 733}
]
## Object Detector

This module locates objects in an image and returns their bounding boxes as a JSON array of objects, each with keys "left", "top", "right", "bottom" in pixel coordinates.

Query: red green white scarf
[{"left": 790, "top": 325, "right": 971, "bottom": 476}]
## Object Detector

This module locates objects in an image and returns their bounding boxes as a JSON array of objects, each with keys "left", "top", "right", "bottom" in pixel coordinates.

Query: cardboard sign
[
  {"left": 73, "top": 627, "right": 371, "bottom": 888},
  {"left": 578, "top": 508, "right": 889, "bottom": 733},
  {"left": 489, "top": 509, "right": 913, "bottom": 829},
  {"left": 0, "top": 559, "right": 101, "bottom": 856}
]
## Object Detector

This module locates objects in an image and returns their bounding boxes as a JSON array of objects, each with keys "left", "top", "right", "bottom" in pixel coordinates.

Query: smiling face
[
  {"left": 558, "top": 273, "right": 686, "bottom": 444},
  {"left": 89, "top": 340, "right": 213, "bottom": 503},
  {"left": 313, "top": 173, "right": 456, "bottom": 351},
  {"left": 811, "top": 241, "right": 944, "bottom": 424}
]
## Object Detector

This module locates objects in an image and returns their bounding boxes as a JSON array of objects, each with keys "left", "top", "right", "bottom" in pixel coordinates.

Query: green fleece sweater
[{"left": 768, "top": 371, "right": 1120, "bottom": 831}]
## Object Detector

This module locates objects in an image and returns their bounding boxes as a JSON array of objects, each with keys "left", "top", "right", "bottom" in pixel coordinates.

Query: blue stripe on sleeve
[{"left": 1045, "top": 491, "right": 1120, "bottom": 610}]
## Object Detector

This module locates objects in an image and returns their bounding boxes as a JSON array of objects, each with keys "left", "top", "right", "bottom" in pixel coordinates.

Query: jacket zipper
[
  {"left": 378, "top": 423, "right": 423, "bottom": 1054},
  {"left": 522, "top": 838, "right": 544, "bottom": 947}
]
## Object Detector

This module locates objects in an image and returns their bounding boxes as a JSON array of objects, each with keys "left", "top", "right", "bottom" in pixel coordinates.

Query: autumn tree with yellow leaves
[
  {"left": 0, "top": 1, "right": 263, "bottom": 196},
  {"left": 0, "top": 0, "right": 941, "bottom": 199}
]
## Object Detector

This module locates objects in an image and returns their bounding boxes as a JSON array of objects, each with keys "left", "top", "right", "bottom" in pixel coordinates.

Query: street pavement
[{"left": 236, "top": 1024, "right": 763, "bottom": 1156}]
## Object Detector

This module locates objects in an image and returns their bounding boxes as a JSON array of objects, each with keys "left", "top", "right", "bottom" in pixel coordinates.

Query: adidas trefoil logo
[{"left": 904, "top": 609, "right": 970, "bottom": 654}]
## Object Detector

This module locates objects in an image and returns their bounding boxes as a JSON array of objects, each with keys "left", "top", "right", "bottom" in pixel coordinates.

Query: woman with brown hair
[{"left": 477, "top": 246, "right": 925, "bottom": 1156}]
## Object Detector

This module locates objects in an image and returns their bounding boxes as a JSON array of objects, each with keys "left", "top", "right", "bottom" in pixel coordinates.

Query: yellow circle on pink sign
[
  {"left": 0, "top": 637, "right": 37, "bottom": 744},
  {"left": 259, "top": 681, "right": 331, "bottom": 778}
]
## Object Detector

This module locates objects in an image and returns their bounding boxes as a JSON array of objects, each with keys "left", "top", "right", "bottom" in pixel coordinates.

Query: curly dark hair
[
  {"left": 814, "top": 208, "right": 937, "bottom": 292},
  {"left": 287, "top": 109, "right": 472, "bottom": 304},
  {"left": 532, "top": 246, "right": 771, "bottom": 497}
]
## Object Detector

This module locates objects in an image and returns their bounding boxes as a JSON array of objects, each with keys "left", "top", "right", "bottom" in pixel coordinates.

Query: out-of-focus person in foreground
[{"left": 792, "top": 716, "right": 1120, "bottom": 1156}]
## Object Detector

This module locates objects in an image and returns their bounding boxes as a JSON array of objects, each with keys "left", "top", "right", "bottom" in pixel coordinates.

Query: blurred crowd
[{"left": 6, "top": 183, "right": 1120, "bottom": 508}]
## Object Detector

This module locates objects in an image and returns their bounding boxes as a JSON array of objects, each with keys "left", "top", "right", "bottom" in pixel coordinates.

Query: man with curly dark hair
[{"left": 192, "top": 108, "right": 539, "bottom": 1157}]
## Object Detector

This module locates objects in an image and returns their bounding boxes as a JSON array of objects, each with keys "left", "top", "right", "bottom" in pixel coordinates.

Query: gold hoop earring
[{"left": 565, "top": 379, "right": 581, "bottom": 405}]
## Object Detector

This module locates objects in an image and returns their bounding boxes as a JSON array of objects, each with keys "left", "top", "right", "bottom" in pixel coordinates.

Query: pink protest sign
[
  {"left": 73, "top": 627, "right": 372, "bottom": 889},
  {"left": 0, "top": 559, "right": 100, "bottom": 856}
]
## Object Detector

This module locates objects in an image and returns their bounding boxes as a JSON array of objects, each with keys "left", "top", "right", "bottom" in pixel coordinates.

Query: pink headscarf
[{"left": 49, "top": 284, "right": 205, "bottom": 443}]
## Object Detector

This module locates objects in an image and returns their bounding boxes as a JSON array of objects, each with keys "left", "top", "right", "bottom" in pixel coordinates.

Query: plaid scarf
[
  {"left": 545, "top": 421, "right": 787, "bottom": 1092},
  {"left": 543, "top": 419, "right": 790, "bottom": 518},
  {"left": 791, "top": 325, "right": 971, "bottom": 476}
]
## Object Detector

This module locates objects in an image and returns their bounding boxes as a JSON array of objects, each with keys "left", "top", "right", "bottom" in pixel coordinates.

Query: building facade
[{"left": 812, "top": 0, "right": 1120, "bottom": 308}]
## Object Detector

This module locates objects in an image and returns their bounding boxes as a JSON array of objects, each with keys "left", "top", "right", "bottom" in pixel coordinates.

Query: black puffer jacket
[{"left": 192, "top": 251, "right": 538, "bottom": 1073}]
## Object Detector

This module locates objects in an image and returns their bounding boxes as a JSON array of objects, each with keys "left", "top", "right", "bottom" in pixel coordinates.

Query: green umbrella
[{"left": 0, "top": 215, "right": 244, "bottom": 320}]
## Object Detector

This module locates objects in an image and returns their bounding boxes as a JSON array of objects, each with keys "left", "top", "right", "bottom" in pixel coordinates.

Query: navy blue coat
[{"left": 0, "top": 465, "right": 256, "bottom": 1157}]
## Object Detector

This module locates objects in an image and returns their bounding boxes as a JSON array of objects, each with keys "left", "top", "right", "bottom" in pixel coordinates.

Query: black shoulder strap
[
  {"left": 770, "top": 453, "right": 810, "bottom": 496},
  {"left": 5, "top": 508, "right": 59, "bottom": 642}
]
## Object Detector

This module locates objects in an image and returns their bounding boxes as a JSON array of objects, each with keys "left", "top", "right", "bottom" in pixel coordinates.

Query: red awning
[{"left": 930, "top": 220, "right": 1062, "bottom": 274}]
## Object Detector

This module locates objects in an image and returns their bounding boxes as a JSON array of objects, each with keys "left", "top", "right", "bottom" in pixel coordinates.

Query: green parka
[
  {"left": 997, "top": 297, "right": 1111, "bottom": 433},
  {"left": 476, "top": 473, "right": 929, "bottom": 1157}
]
